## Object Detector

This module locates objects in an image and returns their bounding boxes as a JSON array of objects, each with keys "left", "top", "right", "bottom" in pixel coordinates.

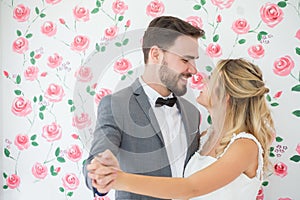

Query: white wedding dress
[{"left": 184, "top": 132, "right": 263, "bottom": 200}]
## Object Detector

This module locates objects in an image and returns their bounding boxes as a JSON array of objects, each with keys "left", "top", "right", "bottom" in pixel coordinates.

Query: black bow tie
[{"left": 155, "top": 96, "right": 177, "bottom": 107}]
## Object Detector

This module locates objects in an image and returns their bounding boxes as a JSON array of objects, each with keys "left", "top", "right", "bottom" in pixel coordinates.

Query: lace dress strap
[{"left": 219, "top": 132, "right": 264, "bottom": 179}]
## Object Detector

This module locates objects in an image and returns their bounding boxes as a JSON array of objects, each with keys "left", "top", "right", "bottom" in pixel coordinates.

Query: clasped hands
[{"left": 87, "top": 149, "right": 120, "bottom": 193}]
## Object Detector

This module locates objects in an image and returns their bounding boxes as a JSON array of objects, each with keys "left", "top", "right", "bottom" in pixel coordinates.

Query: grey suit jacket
[{"left": 83, "top": 78, "right": 201, "bottom": 200}]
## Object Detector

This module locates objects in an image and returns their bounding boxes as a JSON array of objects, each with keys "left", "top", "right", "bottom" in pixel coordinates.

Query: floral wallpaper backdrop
[{"left": 1, "top": 0, "right": 300, "bottom": 199}]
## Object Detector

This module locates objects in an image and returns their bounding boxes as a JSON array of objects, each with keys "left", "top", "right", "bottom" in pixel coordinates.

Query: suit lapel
[{"left": 131, "top": 79, "right": 165, "bottom": 144}]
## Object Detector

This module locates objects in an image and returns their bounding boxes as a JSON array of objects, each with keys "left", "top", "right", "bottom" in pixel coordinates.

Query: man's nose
[{"left": 187, "top": 61, "right": 197, "bottom": 75}]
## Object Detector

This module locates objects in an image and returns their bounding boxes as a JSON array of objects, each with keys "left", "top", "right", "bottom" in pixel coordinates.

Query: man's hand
[{"left": 87, "top": 149, "right": 120, "bottom": 193}]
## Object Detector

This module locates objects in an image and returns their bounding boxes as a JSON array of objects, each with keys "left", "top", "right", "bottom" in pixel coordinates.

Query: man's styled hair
[{"left": 142, "top": 16, "right": 205, "bottom": 64}]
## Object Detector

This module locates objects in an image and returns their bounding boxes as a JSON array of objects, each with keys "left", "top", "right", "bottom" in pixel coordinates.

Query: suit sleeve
[{"left": 82, "top": 94, "right": 122, "bottom": 191}]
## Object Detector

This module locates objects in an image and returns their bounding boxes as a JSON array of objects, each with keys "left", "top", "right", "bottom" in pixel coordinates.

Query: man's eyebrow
[{"left": 182, "top": 55, "right": 199, "bottom": 59}]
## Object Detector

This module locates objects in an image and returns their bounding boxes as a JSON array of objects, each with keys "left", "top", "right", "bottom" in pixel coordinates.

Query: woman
[{"left": 88, "top": 58, "right": 275, "bottom": 199}]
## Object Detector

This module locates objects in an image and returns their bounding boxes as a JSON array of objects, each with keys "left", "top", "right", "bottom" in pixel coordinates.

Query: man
[{"left": 83, "top": 16, "right": 205, "bottom": 199}]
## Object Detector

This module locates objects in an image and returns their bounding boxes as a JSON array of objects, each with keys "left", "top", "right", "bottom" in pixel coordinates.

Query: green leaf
[
  {"left": 290, "top": 155, "right": 300, "bottom": 162},
  {"left": 101, "top": 46, "right": 106, "bottom": 52},
  {"left": 276, "top": 136, "right": 283, "bottom": 142},
  {"left": 30, "top": 51, "right": 35, "bottom": 57},
  {"left": 270, "top": 146, "right": 274, "bottom": 152},
  {"left": 35, "top": 7, "right": 40, "bottom": 14},
  {"left": 269, "top": 152, "right": 275, "bottom": 157},
  {"left": 205, "top": 65, "right": 213, "bottom": 72},
  {"left": 39, "top": 112, "right": 44, "bottom": 120},
  {"left": 95, "top": 43, "right": 100, "bottom": 52},
  {"left": 238, "top": 39, "right": 246, "bottom": 44},
  {"left": 86, "top": 85, "right": 91, "bottom": 93},
  {"left": 262, "top": 181, "right": 269, "bottom": 186},
  {"left": 40, "top": 13, "right": 46, "bottom": 18},
  {"left": 127, "top": 70, "right": 133, "bottom": 75},
  {"left": 26, "top": 33, "right": 33, "bottom": 39},
  {"left": 118, "top": 16, "right": 124, "bottom": 21},
  {"left": 50, "top": 165, "right": 58, "bottom": 176},
  {"left": 89, "top": 91, "right": 96, "bottom": 96},
  {"left": 30, "top": 134, "right": 37, "bottom": 140},
  {"left": 115, "top": 42, "right": 122, "bottom": 47},
  {"left": 121, "top": 75, "right": 126, "bottom": 80},
  {"left": 30, "top": 58, "right": 36, "bottom": 65},
  {"left": 266, "top": 94, "right": 271, "bottom": 102},
  {"left": 59, "top": 187, "right": 65, "bottom": 192},
  {"left": 271, "top": 102, "right": 279, "bottom": 107},
  {"left": 3, "top": 185, "right": 8, "bottom": 189},
  {"left": 207, "top": 115, "right": 212, "bottom": 124},
  {"left": 96, "top": 0, "right": 101, "bottom": 7},
  {"left": 213, "top": 34, "right": 219, "bottom": 42},
  {"left": 33, "top": 96, "right": 37, "bottom": 103},
  {"left": 292, "top": 110, "right": 300, "bottom": 117},
  {"left": 14, "top": 90, "right": 22, "bottom": 95},
  {"left": 3, "top": 172, "right": 7, "bottom": 179},
  {"left": 291, "top": 84, "right": 300, "bottom": 92},
  {"left": 39, "top": 95, "right": 43, "bottom": 102},
  {"left": 39, "top": 105, "right": 46, "bottom": 111},
  {"left": 193, "top": 4, "right": 201, "bottom": 10},
  {"left": 31, "top": 142, "right": 39, "bottom": 146},
  {"left": 68, "top": 99, "right": 73, "bottom": 105},
  {"left": 70, "top": 106, "right": 76, "bottom": 112},
  {"left": 55, "top": 147, "right": 60, "bottom": 157},
  {"left": 17, "top": 30, "right": 22, "bottom": 36},
  {"left": 82, "top": 159, "right": 87, "bottom": 165},
  {"left": 296, "top": 47, "right": 300, "bottom": 55},
  {"left": 257, "top": 31, "right": 268, "bottom": 41},
  {"left": 16, "top": 75, "right": 21, "bottom": 84},
  {"left": 67, "top": 192, "right": 73, "bottom": 197},
  {"left": 122, "top": 38, "right": 129, "bottom": 46},
  {"left": 57, "top": 157, "right": 66, "bottom": 163},
  {"left": 200, "top": 0, "right": 206, "bottom": 5},
  {"left": 4, "top": 148, "right": 10, "bottom": 157},
  {"left": 277, "top": 1, "right": 287, "bottom": 8},
  {"left": 91, "top": 8, "right": 99, "bottom": 14}
]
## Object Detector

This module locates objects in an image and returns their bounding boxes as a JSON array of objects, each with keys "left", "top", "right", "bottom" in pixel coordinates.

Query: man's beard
[{"left": 159, "top": 59, "right": 191, "bottom": 96}]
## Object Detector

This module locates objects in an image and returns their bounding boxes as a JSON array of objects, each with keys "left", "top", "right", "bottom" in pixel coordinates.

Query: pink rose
[
  {"left": 232, "top": 18, "right": 250, "bottom": 34},
  {"left": 12, "top": 37, "right": 29, "bottom": 54},
  {"left": 47, "top": 53, "right": 63, "bottom": 68},
  {"left": 73, "top": 6, "right": 90, "bottom": 22},
  {"left": 211, "top": 0, "right": 235, "bottom": 9},
  {"left": 13, "top": 4, "right": 30, "bottom": 22},
  {"left": 32, "top": 162, "right": 48, "bottom": 179},
  {"left": 260, "top": 3, "right": 283, "bottom": 28},
  {"left": 14, "top": 134, "right": 30, "bottom": 150},
  {"left": 248, "top": 44, "right": 265, "bottom": 59},
  {"left": 206, "top": 43, "right": 222, "bottom": 58},
  {"left": 273, "top": 55, "right": 294, "bottom": 76},
  {"left": 72, "top": 113, "right": 92, "bottom": 130},
  {"left": 112, "top": 0, "right": 128, "bottom": 15},
  {"left": 104, "top": 26, "right": 118, "bottom": 40},
  {"left": 273, "top": 162, "right": 288, "bottom": 177},
  {"left": 113, "top": 58, "right": 132, "bottom": 74},
  {"left": 216, "top": 14, "right": 222, "bottom": 23},
  {"left": 273, "top": 91, "right": 283, "bottom": 99},
  {"left": 146, "top": 0, "right": 165, "bottom": 17},
  {"left": 296, "top": 29, "right": 300, "bottom": 40},
  {"left": 11, "top": 96, "right": 32, "bottom": 117},
  {"left": 41, "top": 21, "right": 57, "bottom": 37},
  {"left": 42, "top": 122, "right": 62, "bottom": 142},
  {"left": 278, "top": 198, "right": 292, "bottom": 200},
  {"left": 6, "top": 174, "right": 20, "bottom": 189},
  {"left": 296, "top": 143, "right": 300, "bottom": 155},
  {"left": 24, "top": 66, "right": 39, "bottom": 81},
  {"left": 62, "top": 173, "right": 79, "bottom": 190},
  {"left": 71, "top": 35, "right": 90, "bottom": 52},
  {"left": 66, "top": 144, "right": 83, "bottom": 162},
  {"left": 95, "top": 88, "right": 112, "bottom": 105},
  {"left": 256, "top": 187, "right": 264, "bottom": 200},
  {"left": 125, "top": 20, "right": 131, "bottom": 27},
  {"left": 44, "top": 83, "right": 65, "bottom": 102},
  {"left": 45, "top": 0, "right": 62, "bottom": 5},
  {"left": 75, "top": 66, "right": 93, "bottom": 82},
  {"left": 186, "top": 16, "right": 203, "bottom": 29},
  {"left": 190, "top": 72, "right": 207, "bottom": 90},
  {"left": 94, "top": 196, "right": 111, "bottom": 200}
]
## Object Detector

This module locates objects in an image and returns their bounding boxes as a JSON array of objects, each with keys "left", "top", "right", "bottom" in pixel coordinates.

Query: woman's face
[{"left": 196, "top": 79, "right": 210, "bottom": 109}]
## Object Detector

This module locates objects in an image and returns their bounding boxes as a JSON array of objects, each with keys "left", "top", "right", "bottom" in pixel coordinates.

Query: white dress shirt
[{"left": 139, "top": 77, "right": 187, "bottom": 178}]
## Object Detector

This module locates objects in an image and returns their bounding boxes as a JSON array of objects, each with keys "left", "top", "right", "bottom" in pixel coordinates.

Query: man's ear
[{"left": 149, "top": 46, "right": 163, "bottom": 64}]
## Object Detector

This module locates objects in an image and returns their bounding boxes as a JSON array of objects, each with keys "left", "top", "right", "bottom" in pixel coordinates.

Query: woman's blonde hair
[{"left": 208, "top": 58, "right": 275, "bottom": 174}]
